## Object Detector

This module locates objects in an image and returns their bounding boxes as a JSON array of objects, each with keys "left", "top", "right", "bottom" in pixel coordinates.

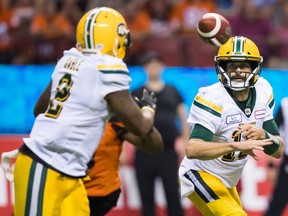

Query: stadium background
[{"left": 0, "top": 65, "right": 288, "bottom": 215}]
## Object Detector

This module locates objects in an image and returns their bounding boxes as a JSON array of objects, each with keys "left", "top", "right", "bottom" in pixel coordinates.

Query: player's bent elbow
[
  {"left": 185, "top": 139, "right": 203, "bottom": 159},
  {"left": 185, "top": 146, "right": 212, "bottom": 160},
  {"left": 146, "top": 128, "right": 164, "bottom": 153},
  {"left": 143, "top": 142, "right": 164, "bottom": 154},
  {"left": 152, "top": 140, "right": 164, "bottom": 153},
  {"left": 186, "top": 147, "right": 197, "bottom": 159},
  {"left": 130, "top": 125, "right": 153, "bottom": 137}
]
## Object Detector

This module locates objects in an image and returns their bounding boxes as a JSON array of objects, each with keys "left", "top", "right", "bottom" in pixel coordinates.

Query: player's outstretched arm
[
  {"left": 123, "top": 126, "right": 164, "bottom": 153},
  {"left": 186, "top": 138, "right": 273, "bottom": 161},
  {"left": 105, "top": 90, "right": 155, "bottom": 137}
]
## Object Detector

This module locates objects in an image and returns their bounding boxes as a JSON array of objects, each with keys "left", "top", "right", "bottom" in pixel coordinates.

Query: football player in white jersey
[
  {"left": 10, "top": 7, "right": 158, "bottom": 216},
  {"left": 179, "top": 36, "right": 284, "bottom": 216}
]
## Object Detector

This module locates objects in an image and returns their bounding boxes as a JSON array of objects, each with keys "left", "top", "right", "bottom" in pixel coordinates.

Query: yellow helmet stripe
[{"left": 85, "top": 8, "right": 101, "bottom": 49}]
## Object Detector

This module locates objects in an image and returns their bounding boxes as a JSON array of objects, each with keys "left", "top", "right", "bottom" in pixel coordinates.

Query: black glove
[{"left": 134, "top": 89, "right": 157, "bottom": 111}]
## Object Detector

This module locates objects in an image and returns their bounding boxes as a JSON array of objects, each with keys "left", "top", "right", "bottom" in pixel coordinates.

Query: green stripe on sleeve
[
  {"left": 99, "top": 70, "right": 129, "bottom": 76},
  {"left": 263, "top": 119, "right": 280, "bottom": 136},
  {"left": 268, "top": 98, "right": 274, "bottom": 109},
  {"left": 193, "top": 100, "right": 221, "bottom": 117}
]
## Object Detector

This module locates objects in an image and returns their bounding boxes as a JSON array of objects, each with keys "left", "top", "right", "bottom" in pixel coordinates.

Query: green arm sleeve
[
  {"left": 190, "top": 124, "right": 213, "bottom": 141},
  {"left": 263, "top": 119, "right": 280, "bottom": 135},
  {"left": 263, "top": 119, "right": 280, "bottom": 155}
]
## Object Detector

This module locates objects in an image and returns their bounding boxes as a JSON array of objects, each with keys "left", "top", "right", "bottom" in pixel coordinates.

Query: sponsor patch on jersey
[
  {"left": 255, "top": 109, "right": 266, "bottom": 119},
  {"left": 226, "top": 113, "right": 242, "bottom": 124}
]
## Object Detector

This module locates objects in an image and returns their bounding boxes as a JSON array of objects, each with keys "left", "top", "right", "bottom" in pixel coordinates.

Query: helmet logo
[{"left": 118, "top": 24, "right": 128, "bottom": 37}]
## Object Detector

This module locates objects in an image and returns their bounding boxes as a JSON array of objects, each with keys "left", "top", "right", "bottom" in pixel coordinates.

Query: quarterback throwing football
[{"left": 179, "top": 36, "right": 284, "bottom": 215}]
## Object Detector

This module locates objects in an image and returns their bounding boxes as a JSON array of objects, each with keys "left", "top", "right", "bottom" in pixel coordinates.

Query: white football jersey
[
  {"left": 180, "top": 77, "right": 275, "bottom": 189},
  {"left": 23, "top": 48, "right": 131, "bottom": 177}
]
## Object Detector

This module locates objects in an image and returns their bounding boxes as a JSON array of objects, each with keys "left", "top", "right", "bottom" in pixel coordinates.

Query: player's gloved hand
[{"left": 135, "top": 89, "right": 157, "bottom": 111}]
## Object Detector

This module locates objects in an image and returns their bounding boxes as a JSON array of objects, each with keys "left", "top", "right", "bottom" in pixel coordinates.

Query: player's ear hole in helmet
[
  {"left": 76, "top": 7, "right": 131, "bottom": 60},
  {"left": 214, "top": 36, "right": 263, "bottom": 91}
]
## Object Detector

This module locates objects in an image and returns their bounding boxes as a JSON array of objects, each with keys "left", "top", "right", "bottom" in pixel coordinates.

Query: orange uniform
[
  {"left": 171, "top": 0, "right": 216, "bottom": 35},
  {"left": 84, "top": 120, "right": 125, "bottom": 197}
]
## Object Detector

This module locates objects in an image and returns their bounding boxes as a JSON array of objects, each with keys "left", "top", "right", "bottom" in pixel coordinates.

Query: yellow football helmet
[
  {"left": 76, "top": 7, "right": 131, "bottom": 59},
  {"left": 214, "top": 36, "right": 263, "bottom": 91}
]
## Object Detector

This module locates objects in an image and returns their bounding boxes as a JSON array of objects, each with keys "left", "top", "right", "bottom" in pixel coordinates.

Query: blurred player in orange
[
  {"left": 61, "top": 93, "right": 163, "bottom": 216},
  {"left": 84, "top": 117, "right": 163, "bottom": 216},
  {"left": 84, "top": 107, "right": 163, "bottom": 216}
]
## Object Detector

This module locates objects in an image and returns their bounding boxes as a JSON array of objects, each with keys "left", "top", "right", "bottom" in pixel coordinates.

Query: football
[{"left": 197, "top": 13, "right": 232, "bottom": 47}]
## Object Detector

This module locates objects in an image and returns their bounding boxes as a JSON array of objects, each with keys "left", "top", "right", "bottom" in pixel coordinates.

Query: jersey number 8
[{"left": 45, "top": 74, "right": 73, "bottom": 119}]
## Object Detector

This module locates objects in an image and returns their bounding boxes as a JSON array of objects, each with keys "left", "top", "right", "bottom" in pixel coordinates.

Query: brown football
[{"left": 197, "top": 13, "right": 232, "bottom": 47}]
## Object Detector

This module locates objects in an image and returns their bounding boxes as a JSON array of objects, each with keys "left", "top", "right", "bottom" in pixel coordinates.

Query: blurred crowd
[{"left": 1, "top": 0, "right": 288, "bottom": 67}]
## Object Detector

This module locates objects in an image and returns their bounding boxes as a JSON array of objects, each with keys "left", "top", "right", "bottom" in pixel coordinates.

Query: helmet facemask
[
  {"left": 214, "top": 36, "right": 263, "bottom": 91},
  {"left": 216, "top": 59, "right": 262, "bottom": 91},
  {"left": 114, "top": 27, "right": 131, "bottom": 60}
]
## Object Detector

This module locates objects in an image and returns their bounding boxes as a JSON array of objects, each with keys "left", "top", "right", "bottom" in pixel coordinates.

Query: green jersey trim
[
  {"left": 99, "top": 70, "right": 129, "bottom": 75},
  {"left": 190, "top": 124, "right": 213, "bottom": 141},
  {"left": 268, "top": 93, "right": 274, "bottom": 109},
  {"left": 194, "top": 95, "right": 222, "bottom": 117},
  {"left": 226, "top": 87, "right": 256, "bottom": 118}
]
